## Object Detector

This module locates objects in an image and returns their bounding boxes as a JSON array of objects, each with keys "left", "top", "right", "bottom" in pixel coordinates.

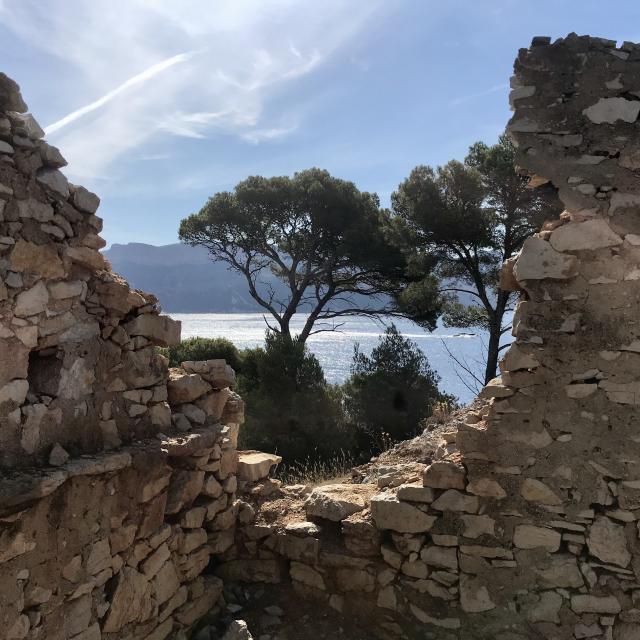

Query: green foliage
[
  {"left": 179, "top": 168, "right": 435, "bottom": 343},
  {"left": 391, "top": 136, "right": 562, "bottom": 382},
  {"left": 159, "top": 336, "right": 243, "bottom": 371},
  {"left": 343, "top": 325, "right": 451, "bottom": 452},
  {"left": 238, "top": 332, "right": 354, "bottom": 463}
]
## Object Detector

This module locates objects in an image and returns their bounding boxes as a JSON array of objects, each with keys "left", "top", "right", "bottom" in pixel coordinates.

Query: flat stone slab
[{"left": 237, "top": 451, "right": 282, "bottom": 482}]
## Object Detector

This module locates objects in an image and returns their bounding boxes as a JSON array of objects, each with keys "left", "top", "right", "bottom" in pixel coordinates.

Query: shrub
[
  {"left": 237, "top": 332, "right": 354, "bottom": 463},
  {"left": 159, "top": 336, "right": 243, "bottom": 371},
  {"left": 343, "top": 324, "right": 453, "bottom": 452}
]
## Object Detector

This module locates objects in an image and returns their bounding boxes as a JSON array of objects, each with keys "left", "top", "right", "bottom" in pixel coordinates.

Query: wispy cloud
[
  {"left": 450, "top": 83, "right": 509, "bottom": 106},
  {"left": 45, "top": 52, "right": 193, "bottom": 135},
  {"left": 241, "top": 124, "right": 298, "bottom": 145},
  {"left": 0, "top": 0, "right": 384, "bottom": 185}
]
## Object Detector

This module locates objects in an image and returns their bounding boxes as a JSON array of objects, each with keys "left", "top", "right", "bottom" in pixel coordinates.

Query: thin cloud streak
[
  {"left": 45, "top": 52, "right": 193, "bottom": 135},
  {"left": 450, "top": 83, "right": 509, "bottom": 106},
  {"left": 0, "top": 0, "right": 386, "bottom": 188}
]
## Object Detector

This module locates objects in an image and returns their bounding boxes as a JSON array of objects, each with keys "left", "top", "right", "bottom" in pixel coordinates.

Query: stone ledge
[{"left": 0, "top": 424, "right": 227, "bottom": 516}]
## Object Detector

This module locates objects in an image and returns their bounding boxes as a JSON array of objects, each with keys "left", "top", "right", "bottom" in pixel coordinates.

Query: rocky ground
[{"left": 194, "top": 583, "right": 376, "bottom": 640}]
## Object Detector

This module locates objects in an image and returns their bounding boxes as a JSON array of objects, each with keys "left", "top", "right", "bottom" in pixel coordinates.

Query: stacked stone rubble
[
  {"left": 0, "top": 74, "right": 245, "bottom": 639},
  {"left": 216, "top": 35, "right": 640, "bottom": 640}
]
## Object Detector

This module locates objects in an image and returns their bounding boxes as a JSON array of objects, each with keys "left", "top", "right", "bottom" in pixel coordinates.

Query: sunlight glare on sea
[{"left": 170, "top": 313, "right": 503, "bottom": 404}]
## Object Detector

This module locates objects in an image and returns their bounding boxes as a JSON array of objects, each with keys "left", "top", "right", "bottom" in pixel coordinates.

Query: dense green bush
[
  {"left": 159, "top": 336, "right": 243, "bottom": 372},
  {"left": 342, "top": 324, "right": 452, "bottom": 452},
  {"left": 162, "top": 327, "right": 451, "bottom": 467},
  {"left": 237, "top": 332, "right": 354, "bottom": 463}
]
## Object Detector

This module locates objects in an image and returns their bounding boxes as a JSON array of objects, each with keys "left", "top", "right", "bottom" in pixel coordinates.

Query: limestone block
[
  {"left": 609, "top": 191, "right": 640, "bottom": 215},
  {"left": 182, "top": 359, "right": 236, "bottom": 388},
  {"left": 401, "top": 558, "right": 428, "bottom": 579},
  {"left": 6, "top": 616, "right": 30, "bottom": 640},
  {"left": 520, "top": 478, "right": 562, "bottom": 505},
  {"left": 167, "top": 371, "right": 211, "bottom": 404},
  {"left": 570, "top": 595, "right": 621, "bottom": 614},
  {"left": 165, "top": 470, "right": 205, "bottom": 514},
  {"left": 431, "top": 489, "right": 479, "bottom": 513},
  {"left": 370, "top": 493, "right": 437, "bottom": 533},
  {"left": 396, "top": 482, "right": 435, "bottom": 503},
  {"left": 10, "top": 239, "right": 65, "bottom": 278},
  {"left": 102, "top": 567, "right": 151, "bottom": 632},
  {"left": 141, "top": 542, "right": 170, "bottom": 578},
  {"left": 36, "top": 168, "right": 69, "bottom": 198},
  {"left": 459, "top": 574, "right": 495, "bottom": 613},
  {"left": 500, "top": 345, "right": 539, "bottom": 372},
  {"left": 195, "top": 388, "right": 230, "bottom": 422},
  {"left": 126, "top": 314, "right": 181, "bottom": 347},
  {"left": 17, "top": 198, "right": 53, "bottom": 222},
  {"left": 334, "top": 567, "right": 375, "bottom": 592},
  {"left": 304, "top": 484, "right": 373, "bottom": 522},
  {"left": 423, "top": 460, "right": 466, "bottom": 490},
  {"left": 14, "top": 280, "right": 49, "bottom": 316},
  {"left": 587, "top": 516, "right": 631, "bottom": 567},
  {"left": 420, "top": 545, "right": 458, "bottom": 571},
  {"left": 513, "top": 525, "right": 561, "bottom": 552},
  {"left": 526, "top": 591, "right": 562, "bottom": 623},
  {"left": 478, "top": 377, "right": 514, "bottom": 399},
  {"left": 222, "top": 620, "right": 253, "bottom": 640},
  {"left": 149, "top": 402, "right": 172, "bottom": 428},
  {"left": 534, "top": 555, "right": 584, "bottom": 588},
  {"left": 65, "top": 246, "right": 107, "bottom": 271},
  {"left": 238, "top": 451, "right": 282, "bottom": 483},
  {"left": 70, "top": 185, "right": 100, "bottom": 213},
  {"left": 513, "top": 237, "right": 578, "bottom": 281},
  {"left": 11, "top": 112, "right": 44, "bottom": 137},
  {"left": 377, "top": 585, "right": 397, "bottom": 610},
  {"left": 549, "top": 219, "right": 622, "bottom": 252},
  {"left": 582, "top": 97, "right": 640, "bottom": 123},
  {"left": 202, "top": 474, "right": 223, "bottom": 498},
  {"left": 460, "top": 515, "right": 496, "bottom": 539},
  {"left": 466, "top": 478, "right": 506, "bottom": 499},
  {"left": 179, "top": 528, "right": 207, "bottom": 555},
  {"left": 180, "top": 403, "right": 206, "bottom": 424},
  {"left": 381, "top": 545, "right": 403, "bottom": 569},
  {"left": 290, "top": 562, "right": 325, "bottom": 590},
  {"left": 0, "top": 379, "right": 29, "bottom": 405}
]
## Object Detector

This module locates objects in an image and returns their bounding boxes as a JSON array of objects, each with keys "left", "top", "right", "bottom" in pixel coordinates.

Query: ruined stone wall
[
  {"left": 0, "top": 75, "right": 246, "bottom": 639},
  {"left": 5, "top": 32, "right": 640, "bottom": 640},
  {"left": 0, "top": 72, "right": 184, "bottom": 467},
  {"left": 216, "top": 35, "right": 640, "bottom": 640}
]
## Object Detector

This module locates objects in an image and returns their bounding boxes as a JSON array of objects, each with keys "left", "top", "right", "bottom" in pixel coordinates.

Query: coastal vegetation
[{"left": 174, "top": 137, "right": 559, "bottom": 467}]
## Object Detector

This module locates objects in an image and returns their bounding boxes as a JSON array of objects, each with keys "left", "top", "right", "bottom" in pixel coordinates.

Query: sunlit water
[{"left": 170, "top": 313, "right": 503, "bottom": 404}]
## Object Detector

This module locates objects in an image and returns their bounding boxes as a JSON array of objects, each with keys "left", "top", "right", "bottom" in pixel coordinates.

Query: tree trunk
[
  {"left": 484, "top": 322, "right": 501, "bottom": 384},
  {"left": 483, "top": 290, "right": 510, "bottom": 384}
]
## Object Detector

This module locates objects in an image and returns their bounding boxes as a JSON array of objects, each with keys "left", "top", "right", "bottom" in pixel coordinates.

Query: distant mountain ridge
[
  {"left": 104, "top": 242, "right": 274, "bottom": 313},
  {"left": 105, "top": 242, "right": 477, "bottom": 314}
]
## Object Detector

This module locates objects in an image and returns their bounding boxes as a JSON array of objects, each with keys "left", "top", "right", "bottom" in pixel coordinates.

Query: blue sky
[{"left": 1, "top": 0, "right": 639, "bottom": 247}]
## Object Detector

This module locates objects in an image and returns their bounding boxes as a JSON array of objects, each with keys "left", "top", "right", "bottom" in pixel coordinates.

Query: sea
[{"left": 170, "top": 313, "right": 507, "bottom": 404}]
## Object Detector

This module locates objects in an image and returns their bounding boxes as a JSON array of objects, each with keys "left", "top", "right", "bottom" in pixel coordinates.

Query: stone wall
[
  {"left": 214, "top": 35, "right": 640, "bottom": 640},
  {"left": 4, "top": 32, "right": 640, "bottom": 640},
  {"left": 0, "top": 74, "right": 246, "bottom": 639}
]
